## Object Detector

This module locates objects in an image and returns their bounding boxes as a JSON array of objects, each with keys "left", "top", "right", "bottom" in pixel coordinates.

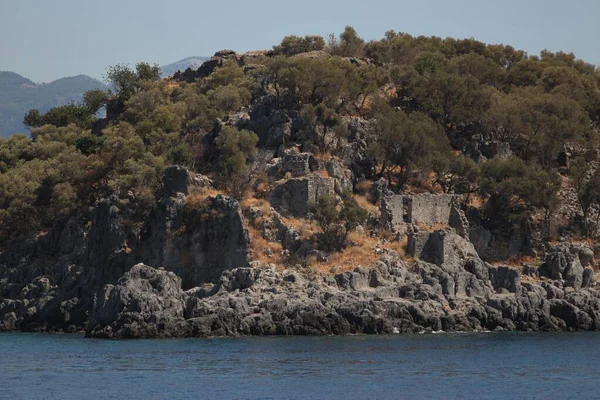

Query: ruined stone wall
[
  {"left": 380, "top": 195, "right": 404, "bottom": 233},
  {"left": 406, "top": 194, "right": 455, "bottom": 226},
  {"left": 380, "top": 193, "right": 463, "bottom": 234},
  {"left": 269, "top": 174, "right": 335, "bottom": 216},
  {"left": 282, "top": 153, "right": 317, "bottom": 177}
]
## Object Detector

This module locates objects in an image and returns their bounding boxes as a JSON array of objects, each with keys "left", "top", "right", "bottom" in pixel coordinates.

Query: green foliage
[
  {"left": 327, "top": 26, "right": 365, "bottom": 57},
  {"left": 480, "top": 157, "right": 560, "bottom": 231},
  {"left": 3, "top": 29, "right": 600, "bottom": 248},
  {"left": 214, "top": 126, "right": 258, "bottom": 196},
  {"left": 75, "top": 134, "right": 106, "bottom": 156},
  {"left": 485, "top": 88, "right": 593, "bottom": 167},
  {"left": 339, "top": 190, "right": 369, "bottom": 233},
  {"left": 369, "top": 101, "right": 450, "bottom": 186},
  {"left": 167, "top": 143, "right": 193, "bottom": 166},
  {"left": 83, "top": 89, "right": 110, "bottom": 114},
  {"left": 23, "top": 109, "right": 44, "bottom": 128},
  {"left": 105, "top": 62, "right": 161, "bottom": 100},
  {"left": 273, "top": 35, "right": 325, "bottom": 56},
  {"left": 24, "top": 103, "right": 94, "bottom": 129},
  {"left": 312, "top": 191, "right": 368, "bottom": 251},
  {"left": 432, "top": 153, "right": 480, "bottom": 194}
]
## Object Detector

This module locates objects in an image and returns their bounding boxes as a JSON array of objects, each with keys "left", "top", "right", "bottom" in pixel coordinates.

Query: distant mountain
[
  {"left": 0, "top": 72, "right": 108, "bottom": 137},
  {"left": 0, "top": 56, "right": 208, "bottom": 138},
  {"left": 161, "top": 56, "right": 209, "bottom": 78}
]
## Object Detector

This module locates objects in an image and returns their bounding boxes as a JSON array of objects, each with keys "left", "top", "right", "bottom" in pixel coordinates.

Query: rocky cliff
[{"left": 1, "top": 48, "right": 600, "bottom": 338}]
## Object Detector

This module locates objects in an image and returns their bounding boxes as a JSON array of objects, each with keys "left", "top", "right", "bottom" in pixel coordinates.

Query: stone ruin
[
  {"left": 282, "top": 152, "right": 319, "bottom": 177},
  {"left": 269, "top": 174, "right": 335, "bottom": 217},
  {"left": 380, "top": 193, "right": 469, "bottom": 237}
]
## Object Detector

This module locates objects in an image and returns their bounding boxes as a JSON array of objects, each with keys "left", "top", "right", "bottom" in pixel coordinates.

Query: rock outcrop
[
  {"left": 88, "top": 264, "right": 189, "bottom": 338},
  {"left": 83, "top": 238, "right": 600, "bottom": 338},
  {"left": 140, "top": 194, "right": 250, "bottom": 288}
]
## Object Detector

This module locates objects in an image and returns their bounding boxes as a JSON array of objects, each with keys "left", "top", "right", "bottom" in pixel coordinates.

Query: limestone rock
[
  {"left": 87, "top": 264, "right": 189, "bottom": 339},
  {"left": 489, "top": 266, "right": 522, "bottom": 294},
  {"left": 140, "top": 194, "right": 250, "bottom": 288}
]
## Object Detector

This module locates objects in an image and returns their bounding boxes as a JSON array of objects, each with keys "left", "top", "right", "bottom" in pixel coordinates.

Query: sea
[{"left": 1, "top": 332, "right": 599, "bottom": 399}]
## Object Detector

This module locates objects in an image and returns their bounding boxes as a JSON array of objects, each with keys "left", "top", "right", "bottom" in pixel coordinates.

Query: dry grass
[
  {"left": 467, "top": 194, "right": 485, "bottom": 209},
  {"left": 280, "top": 215, "right": 320, "bottom": 240},
  {"left": 185, "top": 192, "right": 212, "bottom": 210},
  {"left": 354, "top": 179, "right": 373, "bottom": 195},
  {"left": 247, "top": 225, "right": 283, "bottom": 265},
  {"left": 189, "top": 186, "right": 223, "bottom": 198},
  {"left": 314, "top": 152, "right": 333, "bottom": 161},
  {"left": 240, "top": 197, "right": 272, "bottom": 214},
  {"left": 312, "top": 230, "right": 407, "bottom": 274},
  {"left": 316, "top": 169, "right": 330, "bottom": 177},
  {"left": 505, "top": 255, "right": 543, "bottom": 268},
  {"left": 354, "top": 194, "right": 379, "bottom": 215}
]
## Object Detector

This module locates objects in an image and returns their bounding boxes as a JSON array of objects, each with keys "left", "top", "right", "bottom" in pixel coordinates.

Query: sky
[{"left": 1, "top": 0, "right": 599, "bottom": 83}]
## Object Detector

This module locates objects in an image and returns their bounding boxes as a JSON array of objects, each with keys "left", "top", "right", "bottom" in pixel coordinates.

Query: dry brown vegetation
[
  {"left": 247, "top": 225, "right": 283, "bottom": 265},
  {"left": 353, "top": 193, "right": 379, "bottom": 215},
  {"left": 311, "top": 230, "right": 408, "bottom": 274},
  {"left": 354, "top": 179, "right": 373, "bottom": 195}
]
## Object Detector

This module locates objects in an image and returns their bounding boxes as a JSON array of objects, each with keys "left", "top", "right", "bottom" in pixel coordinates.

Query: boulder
[
  {"left": 408, "top": 230, "right": 478, "bottom": 267},
  {"left": 582, "top": 267, "right": 595, "bottom": 288},
  {"left": 541, "top": 251, "right": 585, "bottom": 289},
  {"left": 578, "top": 247, "right": 594, "bottom": 267},
  {"left": 87, "top": 264, "right": 189, "bottom": 339},
  {"left": 488, "top": 266, "right": 522, "bottom": 294}
]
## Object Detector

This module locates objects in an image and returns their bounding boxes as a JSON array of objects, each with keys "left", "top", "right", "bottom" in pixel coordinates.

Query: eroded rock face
[
  {"left": 140, "top": 194, "right": 250, "bottom": 288},
  {"left": 86, "top": 197, "right": 132, "bottom": 285},
  {"left": 540, "top": 252, "right": 586, "bottom": 289}
]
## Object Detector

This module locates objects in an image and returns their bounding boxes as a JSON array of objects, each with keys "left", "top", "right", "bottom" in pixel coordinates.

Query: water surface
[{"left": 1, "top": 332, "right": 598, "bottom": 399}]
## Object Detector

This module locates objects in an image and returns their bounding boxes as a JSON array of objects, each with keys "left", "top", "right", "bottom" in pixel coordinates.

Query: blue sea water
[{"left": 0, "top": 332, "right": 599, "bottom": 400}]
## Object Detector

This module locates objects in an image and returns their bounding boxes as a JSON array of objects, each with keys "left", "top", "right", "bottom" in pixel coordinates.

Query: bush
[
  {"left": 313, "top": 191, "right": 368, "bottom": 251},
  {"left": 273, "top": 35, "right": 325, "bottom": 56},
  {"left": 75, "top": 134, "right": 106, "bottom": 156}
]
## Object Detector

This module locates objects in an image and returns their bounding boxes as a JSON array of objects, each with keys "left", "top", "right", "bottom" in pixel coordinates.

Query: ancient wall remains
[
  {"left": 406, "top": 194, "right": 454, "bottom": 226},
  {"left": 282, "top": 153, "right": 318, "bottom": 177},
  {"left": 269, "top": 174, "right": 335, "bottom": 216}
]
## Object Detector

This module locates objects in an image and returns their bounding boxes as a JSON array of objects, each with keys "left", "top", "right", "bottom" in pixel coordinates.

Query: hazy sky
[{"left": 1, "top": 0, "right": 599, "bottom": 83}]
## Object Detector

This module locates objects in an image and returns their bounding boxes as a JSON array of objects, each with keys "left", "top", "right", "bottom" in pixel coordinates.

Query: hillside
[
  {"left": 1, "top": 28, "right": 600, "bottom": 337},
  {"left": 0, "top": 72, "right": 108, "bottom": 137}
]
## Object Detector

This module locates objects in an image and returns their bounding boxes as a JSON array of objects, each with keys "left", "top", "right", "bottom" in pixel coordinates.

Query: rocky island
[{"left": 1, "top": 28, "right": 600, "bottom": 338}]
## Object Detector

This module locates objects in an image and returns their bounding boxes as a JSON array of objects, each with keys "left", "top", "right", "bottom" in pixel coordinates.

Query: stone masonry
[
  {"left": 269, "top": 174, "right": 335, "bottom": 216},
  {"left": 380, "top": 193, "right": 469, "bottom": 237},
  {"left": 282, "top": 153, "right": 319, "bottom": 177}
]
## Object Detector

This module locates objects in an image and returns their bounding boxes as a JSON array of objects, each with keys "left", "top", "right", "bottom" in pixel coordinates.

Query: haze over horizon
[{"left": 1, "top": 0, "right": 599, "bottom": 83}]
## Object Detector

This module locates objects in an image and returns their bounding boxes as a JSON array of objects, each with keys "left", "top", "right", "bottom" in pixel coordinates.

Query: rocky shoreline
[{"left": 3, "top": 227, "right": 599, "bottom": 339}]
